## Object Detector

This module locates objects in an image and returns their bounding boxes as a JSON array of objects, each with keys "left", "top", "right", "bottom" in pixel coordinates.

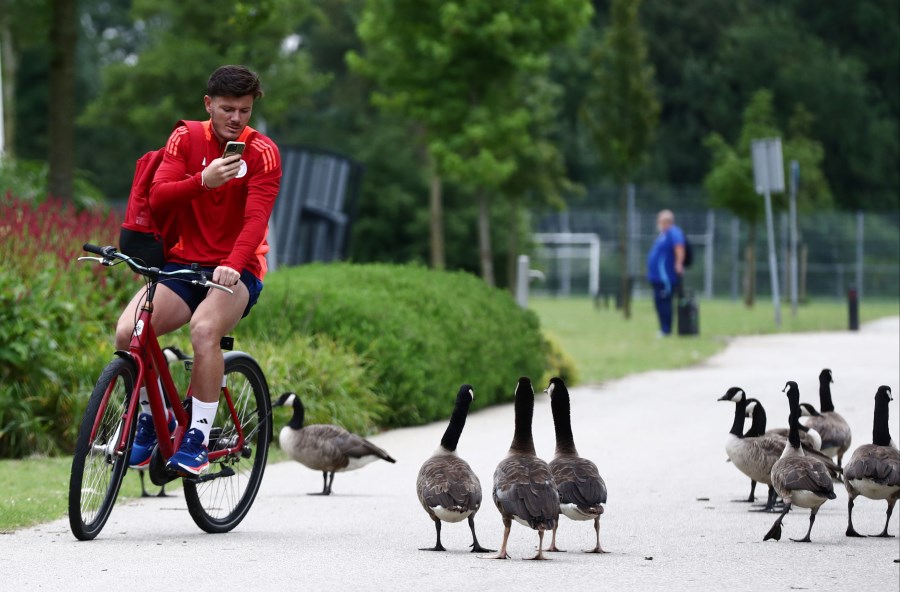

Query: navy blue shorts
[{"left": 161, "top": 263, "right": 263, "bottom": 318}]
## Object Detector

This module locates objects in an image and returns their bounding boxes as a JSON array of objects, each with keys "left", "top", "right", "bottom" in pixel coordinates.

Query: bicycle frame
[{"left": 92, "top": 282, "right": 246, "bottom": 466}]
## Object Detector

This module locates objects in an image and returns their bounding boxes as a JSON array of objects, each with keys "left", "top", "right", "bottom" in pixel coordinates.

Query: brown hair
[{"left": 207, "top": 65, "right": 263, "bottom": 99}]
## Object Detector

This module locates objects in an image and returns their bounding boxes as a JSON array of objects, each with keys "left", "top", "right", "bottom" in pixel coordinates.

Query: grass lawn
[
  {"left": 531, "top": 295, "right": 899, "bottom": 385},
  {"left": 2, "top": 296, "right": 897, "bottom": 533}
]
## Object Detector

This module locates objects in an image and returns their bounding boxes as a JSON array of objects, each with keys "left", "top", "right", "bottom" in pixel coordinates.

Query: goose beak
[{"left": 717, "top": 394, "right": 731, "bottom": 402}]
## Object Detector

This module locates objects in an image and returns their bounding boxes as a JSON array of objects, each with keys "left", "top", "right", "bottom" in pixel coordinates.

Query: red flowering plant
[{"left": 0, "top": 193, "right": 132, "bottom": 457}]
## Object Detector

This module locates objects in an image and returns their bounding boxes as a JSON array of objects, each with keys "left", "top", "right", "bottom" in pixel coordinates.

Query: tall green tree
[
  {"left": 47, "top": 0, "right": 77, "bottom": 200},
  {"left": 350, "top": 1, "right": 592, "bottom": 283},
  {"left": 704, "top": 89, "right": 831, "bottom": 307},
  {"left": 581, "top": 0, "right": 659, "bottom": 318}
]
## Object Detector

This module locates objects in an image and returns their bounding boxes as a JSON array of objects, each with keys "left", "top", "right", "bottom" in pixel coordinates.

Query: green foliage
[
  {"left": 240, "top": 263, "right": 550, "bottom": 426},
  {"left": 0, "top": 158, "right": 106, "bottom": 208},
  {"left": 704, "top": 89, "right": 833, "bottom": 224},
  {"left": 582, "top": 0, "right": 659, "bottom": 184},
  {"left": 0, "top": 196, "right": 125, "bottom": 458},
  {"left": 240, "top": 334, "right": 386, "bottom": 436}
]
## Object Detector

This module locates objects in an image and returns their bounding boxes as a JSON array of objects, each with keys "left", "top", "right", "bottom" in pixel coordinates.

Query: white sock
[
  {"left": 138, "top": 387, "right": 152, "bottom": 417},
  {"left": 189, "top": 399, "right": 219, "bottom": 446}
]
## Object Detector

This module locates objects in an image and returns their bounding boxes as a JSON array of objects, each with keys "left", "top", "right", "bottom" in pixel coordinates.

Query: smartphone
[{"left": 222, "top": 141, "right": 245, "bottom": 159}]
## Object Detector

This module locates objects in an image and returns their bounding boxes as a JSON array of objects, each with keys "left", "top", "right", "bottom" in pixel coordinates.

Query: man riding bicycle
[{"left": 115, "top": 65, "right": 281, "bottom": 477}]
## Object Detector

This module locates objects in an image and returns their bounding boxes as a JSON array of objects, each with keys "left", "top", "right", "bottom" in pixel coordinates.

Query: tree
[
  {"left": 81, "top": 0, "right": 321, "bottom": 150},
  {"left": 350, "top": 1, "right": 592, "bottom": 282},
  {"left": 47, "top": 0, "right": 76, "bottom": 200},
  {"left": 581, "top": 0, "right": 659, "bottom": 318},
  {"left": 704, "top": 89, "right": 831, "bottom": 307}
]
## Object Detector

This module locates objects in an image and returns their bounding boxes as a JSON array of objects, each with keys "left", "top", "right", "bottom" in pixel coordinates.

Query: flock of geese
[
  {"left": 718, "top": 369, "right": 899, "bottom": 542},
  {"left": 274, "top": 376, "right": 607, "bottom": 559},
  {"left": 270, "top": 367, "right": 898, "bottom": 556}
]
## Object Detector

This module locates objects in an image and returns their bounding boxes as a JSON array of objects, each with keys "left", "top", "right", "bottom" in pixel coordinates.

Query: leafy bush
[
  {"left": 0, "top": 196, "right": 124, "bottom": 458},
  {"left": 239, "top": 334, "right": 386, "bottom": 436},
  {"left": 240, "top": 263, "right": 550, "bottom": 426}
]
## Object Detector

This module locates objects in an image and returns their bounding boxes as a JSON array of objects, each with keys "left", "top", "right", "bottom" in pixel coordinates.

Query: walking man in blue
[{"left": 647, "top": 209, "right": 686, "bottom": 337}]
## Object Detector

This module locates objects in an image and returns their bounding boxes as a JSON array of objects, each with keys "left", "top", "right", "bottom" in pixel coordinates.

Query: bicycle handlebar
[{"left": 80, "top": 243, "right": 234, "bottom": 294}]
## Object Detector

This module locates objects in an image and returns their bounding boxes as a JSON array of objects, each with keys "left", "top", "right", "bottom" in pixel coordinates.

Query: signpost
[
  {"left": 789, "top": 160, "right": 799, "bottom": 318},
  {"left": 751, "top": 138, "right": 785, "bottom": 327}
]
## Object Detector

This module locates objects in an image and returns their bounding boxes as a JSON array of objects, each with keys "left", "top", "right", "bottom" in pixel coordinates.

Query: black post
[{"left": 847, "top": 285, "right": 859, "bottom": 331}]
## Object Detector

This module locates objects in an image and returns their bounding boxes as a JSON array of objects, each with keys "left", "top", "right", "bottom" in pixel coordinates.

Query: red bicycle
[{"left": 68, "top": 244, "right": 272, "bottom": 540}]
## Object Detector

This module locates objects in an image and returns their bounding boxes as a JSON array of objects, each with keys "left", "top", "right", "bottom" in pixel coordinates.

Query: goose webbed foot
[
  {"left": 790, "top": 535, "right": 812, "bottom": 543},
  {"left": 467, "top": 515, "right": 495, "bottom": 552},
  {"left": 526, "top": 532, "right": 551, "bottom": 560},
  {"left": 307, "top": 471, "right": 334, "bottom": 495},
  {"left": 869, "top": 531, "right": 895, "bottom": 538},
  {"left": 419, "top": 544, "right": 446, "bottom": 551},
  {"left": 845, "top": 525, "right": 865, "bottom": 537},
  {"left": 545, "top": 544, "right": 566, "bottom": 552},
  {"left": 584, "top": 546, "right": 608, "bottom": 554},
  {"left": 480, "top": 523, "right": 511, "bottom": 559},
  {"left": 763, "top": 523, "right": 782, "bottom": 541}
]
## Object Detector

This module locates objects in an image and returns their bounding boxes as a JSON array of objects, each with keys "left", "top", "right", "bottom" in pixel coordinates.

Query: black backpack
[{"left": 682, "top": 235, "right": 693, "bottom": 268}]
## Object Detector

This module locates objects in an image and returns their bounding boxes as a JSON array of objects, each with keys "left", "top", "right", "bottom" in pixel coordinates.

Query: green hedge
[{"left": 239, "top": 263, "right": 550, "bottom": 426}]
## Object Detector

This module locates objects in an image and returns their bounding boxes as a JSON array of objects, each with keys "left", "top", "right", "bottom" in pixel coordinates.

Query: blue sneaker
[
  {"left": 129, "top": 410, "right": 176, "bottom": 469},
  {"left": 166, "top": 428, "right": 209, "bottom": 476}
]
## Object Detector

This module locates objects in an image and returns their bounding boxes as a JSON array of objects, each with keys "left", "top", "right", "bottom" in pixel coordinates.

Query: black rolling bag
[{"left": 677, "top": 286, "right": 699, "bottom": 336}]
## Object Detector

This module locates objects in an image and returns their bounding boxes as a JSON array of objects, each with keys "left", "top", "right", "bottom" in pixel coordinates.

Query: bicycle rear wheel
[
  {"left": 68, "top": 356, "right": 136, "bottom": 540},
  {"left": 183, "top": 352, "right": 271, "bottom": 533}
]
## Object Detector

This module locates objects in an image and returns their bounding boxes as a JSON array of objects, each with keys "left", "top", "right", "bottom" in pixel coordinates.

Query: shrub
[
  {"left": 540, "top": 330, "right": 580, "bottom": 387},
  {"left": 0, "top": 196, "right": 124, "bottom": 458},
  {"left": 240, "top": 263, "right": 550, "bottom": 426}
]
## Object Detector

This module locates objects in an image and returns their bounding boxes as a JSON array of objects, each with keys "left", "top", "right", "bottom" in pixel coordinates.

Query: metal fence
[{"left": 531, "top": 186, "right": 899, "bottom": 300}]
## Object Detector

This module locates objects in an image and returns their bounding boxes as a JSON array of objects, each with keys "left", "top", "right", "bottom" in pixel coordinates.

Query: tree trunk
[
  {"left": 618, "top": 181, "right": 631, "bottom": 318},
  {"left": 742, "top": 223, "right": 757, "bottom": 307},
  {"left": 0, "top": 10, "right": 16, "bottom": 157},
  {"left": 428, "top": 171, "right": 445, "bottom": 270},
  {"left": 477, "top": 190, "right": 495, "bottom": 287},
  {"left": 506, "top": 195, "right": 520, "bottom": 295},
  {"left": 48, "top": 0, "right": 77, "bottom": 200}
]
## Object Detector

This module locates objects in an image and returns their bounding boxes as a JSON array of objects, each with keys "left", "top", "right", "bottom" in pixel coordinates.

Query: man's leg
[
  {"left": 115, "top": 285, "right": 193, "bottom": 350},
  {"left": 116, "top": 285, "right": 192, "bottom": 468},
  {"left": 651, "top": 282, "right": 673, "bottom": 335},
  {"left": 166, "top": 283, "right": 249, "bottom": 476}
]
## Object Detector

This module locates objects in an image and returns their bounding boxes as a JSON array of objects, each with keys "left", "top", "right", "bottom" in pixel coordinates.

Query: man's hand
[
  {"left": 213, "top": 265, "right": 241, "bottom": 287},
  {"left": 201, "top": 154, "right": 242, "bottom": 189}
]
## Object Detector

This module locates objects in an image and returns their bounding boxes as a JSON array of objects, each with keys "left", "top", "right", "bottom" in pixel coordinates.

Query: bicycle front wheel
[
  {"left": 68, "top": 356, "right": 136, "bottom": 540},
  {"left": 184, "top": 352, "right": 271, "bottom": 533}
]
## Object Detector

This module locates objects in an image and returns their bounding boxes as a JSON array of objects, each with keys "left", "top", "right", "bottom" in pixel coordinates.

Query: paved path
[{"left": 2, "top": 318, "right": 899, "bottom": 591}]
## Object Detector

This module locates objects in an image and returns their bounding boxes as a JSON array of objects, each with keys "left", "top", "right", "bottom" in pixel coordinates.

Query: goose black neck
[
  {"left": 729, "top": 398, "right": 748, "bottom": 438},
  {"left": 872, "top": 392, "right": 892, "bottom": 446},
  {"left": 786, "top": 394, "right": 802, "bottom": 449},
  {"left": 511, "top": 386, "right": 536, "bottom": 454},
  {"left": 551, "top": 389, "right": 577, "bottom": 455},
  {"left": 288, "top": 397, "right": 305, "bottom": 430},
  {"left": 440, "top": 396, "right": 471, "bottom": 452},
  {"left": 744, "top": 402, "right": 767, "bottom": 437},
  {"left": 819, "top": 376, "right": 835, "bottom": 412}
]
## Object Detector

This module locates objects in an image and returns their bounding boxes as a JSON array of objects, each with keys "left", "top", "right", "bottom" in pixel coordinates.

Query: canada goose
[
  {"left": 545, "top": 377, "right": 608, "bottom": 554},
  {"left": 844, "top": 385, "right": 900, "bottom": 538},
  {"left": 744, "top": 398, "right": 842, "bottom": 482},
  {"left": 486, "top": 377, "right": 559, "bottom": 560},
  {"left": 803, "top": 368, "right": 852, "bottom": 467},
  {"left": 273, "top": 392, "right": 396, "bottom": 495},
  {"left": 747, "top": 401, "right": 823, "bottom": 451},
  {"left": 416, "top": 384, "right": 493, "bottom": 553},
  {"left": 719, "top": 387, "right": 784, "bottom": 511},
  {"left": 763, "top": 381, "right": 837, "bottom": 542}
]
